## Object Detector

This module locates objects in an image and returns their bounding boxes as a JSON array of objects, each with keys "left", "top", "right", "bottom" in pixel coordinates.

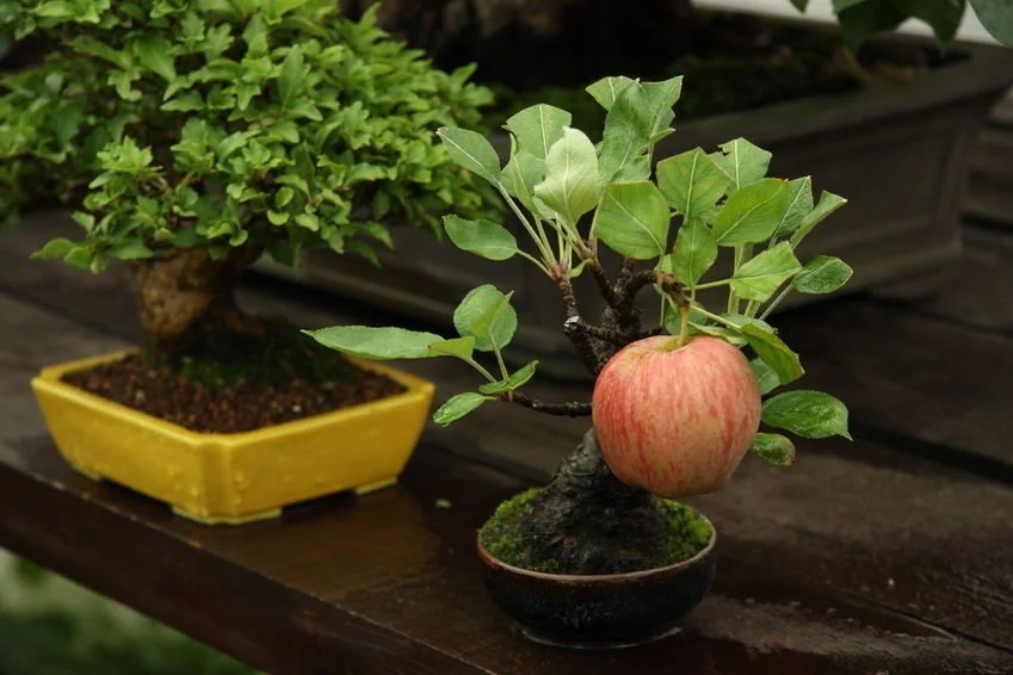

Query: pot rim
[{"left": 476, "top": 505, "right": 717, "bottom": 583}]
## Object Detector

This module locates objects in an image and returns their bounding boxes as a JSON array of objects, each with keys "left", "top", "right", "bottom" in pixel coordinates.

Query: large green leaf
[
  {"left": 593, "top": 181, "right": 670, "bottom": 260},
  {"left": 833, "top": 0, "right": 965, "bottom": 51},
  {"left": 710, "top": 138, "right": 771, "bottom": 192},
  {"left": 731, "top": 241, "right": 802, "bottom": 302},
  {"left": 585, "top": 76, "right": 637, "bottom": 111},
  {"left": 970, "top": 0, "right": 1013, "bottom": 45},
  {"left": 657, "top": 148, "right": 732, "bottom": 225},
  {"left": 711, "top": 178, "right": 792, "bottom": 246},
  {"left": 775, "top": 177, "right": 814, "bottom": 236},
  {"left": 433, "top": 392, "right": 492, "bottom": 427},
  {"left": 304, "top": 326, "right": 442, "bottom": 360},
  {"left": 534, "top": 128, "right": 601, "bottom": 226},
  {"left": 427, "top": 336, "right": 476, "bottom": 359},
  {"left": 453, "top": 285, "right": 518, "bottom": 352},
  {"left": 671, "top": 219, "right": 718, "bottom": 287},
  {"left": 438, "top": 127, "right": 502, "bottom": 185},
  {"left": 790, "top": 190, "right": 847, "bottom": 247},
  {"left": 762, "top": 390, "right": 852, "bottom": 440},
  {"left": 444, "top": 215, "right": 518, "bottom": 261},
  {"left": 750, "top": 357, "right": 781, "bottom": 395},
  {"left": 504, "top": 104, "right": 571, "bottom": 160},
  {"left": 741, "top": 323, "right": 804, "bottom": 386},
  {"left": 793, "top": 255, "right": 853, "bottom": 294},
  {"left": 750, "top": 433, "right": 797, "bottom": 466}
]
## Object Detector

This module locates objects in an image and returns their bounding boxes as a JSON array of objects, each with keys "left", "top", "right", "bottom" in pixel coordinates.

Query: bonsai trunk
[
  {"left": 129, "top": 245, "right": 263, "bottom": 360},
  {"left": 518, "top": 429, "right": 673, "bottom": 575}
]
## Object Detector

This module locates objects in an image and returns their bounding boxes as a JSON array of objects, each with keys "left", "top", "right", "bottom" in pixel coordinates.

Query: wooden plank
[{"left": 2, "top": 435, "right": 1010, "bottom": 675}]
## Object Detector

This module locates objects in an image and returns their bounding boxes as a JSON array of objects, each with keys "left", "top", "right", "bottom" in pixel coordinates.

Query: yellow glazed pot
[{"left": 31, "top": 350, "right": 435, "bottom": 525}]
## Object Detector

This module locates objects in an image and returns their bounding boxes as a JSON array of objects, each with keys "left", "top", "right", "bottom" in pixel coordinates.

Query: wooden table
[{"left": 2, "top": 214, "right": 1012, "bottom": 674}]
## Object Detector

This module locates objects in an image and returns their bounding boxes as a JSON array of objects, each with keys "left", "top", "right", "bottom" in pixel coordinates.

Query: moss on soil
[{"left": 480, "top": 488, "right": 712, "bottom": 574}]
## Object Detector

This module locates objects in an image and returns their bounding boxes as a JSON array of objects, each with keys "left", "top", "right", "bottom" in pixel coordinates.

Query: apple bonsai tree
[
  {"left": 0, "top": 0, "right": 492, "bottom": 370},
  {"left": 307, "top": 74, "right": 853, "bottom": 576}
]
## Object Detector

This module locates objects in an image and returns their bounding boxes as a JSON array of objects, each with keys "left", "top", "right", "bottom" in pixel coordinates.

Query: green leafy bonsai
[
  {"left": 0, "top": 0, "right": 492, "bottom": 360},
  {"left": 308, "top": 75, "right": 853, "bottom": 574}
]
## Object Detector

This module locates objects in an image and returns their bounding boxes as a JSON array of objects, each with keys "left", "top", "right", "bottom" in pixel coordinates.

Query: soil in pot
[
  {"left": 61, "top": 317, "right": 406, "bottom": 434},
  {"left": 481, "top": 487, "right": 712, "bottom": 575}
]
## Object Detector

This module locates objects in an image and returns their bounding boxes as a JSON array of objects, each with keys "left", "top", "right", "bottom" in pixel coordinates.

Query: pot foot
[
  {"left": 518, "top": 624, "right": 682, "bottom": 650},
  {"left": 353, "top": 477, "right": 397, "bottom": 496},
  {"left": 171, "top": 505, "right": 282, "bottom": 526}
]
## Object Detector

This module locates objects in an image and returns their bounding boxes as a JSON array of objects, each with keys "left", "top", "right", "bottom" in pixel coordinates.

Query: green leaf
[
  {"left": 750, "top": 433, "right": 796, "bottom": 467},
  {"left": 712, "top": 178, "right": 792, "bottom": 246},
  {"left": 427, "top": 336, "right": 476, "bottom": 359},
  {"left": 742, "top": 323, "right": 804, "bottom": 386},
  {"left": 794, "top": 255, "right": 854, "bottom": 294},
  {"left": 597, "top": 78, "right": 681, "bottom": 182},
  {"left": 750, "top": 358, "right": 781, "bottom": 396},
  {"left": 278, "top": 45, "right": 306, "bottom": 109},
  {"left": 453, "top": 285, "right": 518, "bottom": 352},
  {"left": 585, "top": 76, "right": 637, "bottom": 111},
  {"left": 775, "top": 177, "right": 814, "bottom": 236},
  {"left": 762, "top": 390, "right": 852, "bottom": 440},
  {"left": 835, "top": 0, "right": 965, "bottom": 50},
  {"left": 790, "top": 191, "right": 847, "bottom": 247},
  {"left": 731, "top": 241, "right": 802, "bottom": 302},
  {"left": 444, "top": 216, "right": 518, "bottom": 261},
  {"left": 304, "top": 326, "right": 443, "bottom": 360},
  {"left": 31, "top": 238, "right": 77, "bottom": 260},
  {"left": 438, "top": 127, "right": 502, "bottom": 185},
  {"left": 132, "top": 37, "right": 176, "bottom": 81},
  {"left": 657, "top": 148, "right": 732, "bottom": 225},
  {"left": 502, "top": 148, "right": 545, "bottom": 212},
  {"left": 534, "top": 127, "right": 601, "bottom": 226},
  {"left": 108, "top": 240, "right": 154, "bottom": 261},
  {"left": 789, "top": 0, "right": 811, "bottom": 9},
  {"left": 970, "top": 0, "right": 1013, "bottom": 45},
  {"left": 671, "top": 219, "right": 718, "bottom": 287},
  {"left": 710, "top": 138, "right": 771, "bottom": 192},
  {"left": 433, "top": 392, "right": 492, "bottom": 427},
  {"left": 478, "top": 360, "right": 540, "bottom": 395},
  {"left": 593, "top": 181, "right": 670, "bottom": 260},
  {"left": 504, "top": 104, "right": 571, "bottom": 160}
]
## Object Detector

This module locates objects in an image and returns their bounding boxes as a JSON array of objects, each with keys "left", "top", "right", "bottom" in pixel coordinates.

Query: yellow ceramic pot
[{"left": 31, "top": 350, "right": 435, "bottom": 525}]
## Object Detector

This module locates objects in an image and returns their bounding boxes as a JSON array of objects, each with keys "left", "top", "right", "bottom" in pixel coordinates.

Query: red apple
[{"left": 592, "top": 335, "right": 761, "bottom": 498}]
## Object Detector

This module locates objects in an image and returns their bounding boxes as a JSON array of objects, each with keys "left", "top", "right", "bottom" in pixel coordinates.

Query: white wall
[{"left": 695, "top": 0, "right": 998, "bottom": 45}]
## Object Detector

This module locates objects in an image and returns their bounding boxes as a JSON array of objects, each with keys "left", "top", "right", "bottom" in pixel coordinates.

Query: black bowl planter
[
  {"left": 259, "top": 36, "right": 1013, "bottom": 380},
  {"left": 477, "top": 514, "right": 718, "bottom": 649}
]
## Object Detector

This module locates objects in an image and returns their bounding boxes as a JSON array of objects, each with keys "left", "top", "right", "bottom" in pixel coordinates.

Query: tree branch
[
  {"left": 558, "top": 276, "right": 605, "bottom": 376},
  {"left": 504, "top": 392, "right": 592, "bottom": 417}
]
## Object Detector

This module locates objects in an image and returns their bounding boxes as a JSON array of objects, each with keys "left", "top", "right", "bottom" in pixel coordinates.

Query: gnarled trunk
[
  {"left": 517, "top": 428, "right": 672, "bottom": 575},
  {"left": 129, "top": 245, "right": 263, "bottom": 359}
]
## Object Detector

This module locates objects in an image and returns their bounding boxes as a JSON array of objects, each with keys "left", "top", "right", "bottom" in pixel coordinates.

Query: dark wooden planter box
[{"left": 263, "top": 40, "right": 1013, "bottom": 379}]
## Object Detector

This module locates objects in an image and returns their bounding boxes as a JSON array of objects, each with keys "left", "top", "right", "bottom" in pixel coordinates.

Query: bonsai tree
[
  {"left": 307, "top": 75, "right": 854, "bottom": 574},
  {"left": 0, "top": 0, "right": 493, "bottom": 361}
]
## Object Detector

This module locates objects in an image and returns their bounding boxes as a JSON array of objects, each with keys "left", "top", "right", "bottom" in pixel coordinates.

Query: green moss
[
  {"left": 480, "top": 488, "right": 712, "bottom": 574},
  {"left": 142, "top": 317, "right": 358, "bottom": 389}
]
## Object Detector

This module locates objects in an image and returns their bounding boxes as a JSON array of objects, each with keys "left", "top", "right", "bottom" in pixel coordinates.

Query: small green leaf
[
  {"left": 278, "top": 45, "right": 306, "bottom": 108},
  {"left": 712, "top": 178, "right": 792, "bottom": 246},
  {"left": 438, "top": 127, "right": 502, "bottom": 185},
  {"left": 775, "top": 177, "right": 814, "bottom": 236},
  {"left": 750, "top": 433, "right": 796, "bottom": 467},
  {"left": 444, "top": 215, "right": 518, "bottom": 261},
  {"left": 762, "top": 390, "right": 852, "bottom": 440},
  {"left": 304, "top": 326, "right": 443, "bottom": 360},
  {"left": 453, "top": 285, "right": 518, "bottom": 352},
  {"left": 502, "top": 148, "right": 545, "bottom": 212},
  {"left": 593, "top": 181, "right": 670, "bottom": 260},
  {"left": 433, "top": 392, "right": 492, "bottom": 427},
  {"left": 789, "top": 0, "right": 810, "bottom": 10},
  {"left": 31, "top": 238, "right": 77, "bottom": 260},
  {"left": 710, "top": 138, "right": 771, "bottom": 192},
  {"left": 132, "top": 37, "right": 176, "bottom": 81},
  {"left": 585, "top": 76, "right": 637, "bottom": 111},
  {"left": 657, "top": 148, "right": 732, "bottom": 225},
  {"left": 731, "top": 241, "right": 802, "bottom": 302},
  {"left": 750, "top": 358, "right": 780, "bottom": 395},
  {"left": 534, "top": 127, "right": 601, "bottom": 227},
  {"left": 479, "top": 360, "right": 540, "bottom": 395},
  {"left": 790, "top": 191, "right": 847, "bottom": 247},
  {"left": 671, "top": 219, "right": 718, "bottom": 287},
  {"left": 504, "top": 104, "right": 571, "bottom": 160},
  {"left": 794, "top": 255, "right": 853, "bottom": 294},
  {"left": 742, "top": 323, "right": 804, "bottom": 386},
  {"left": 568, "top": 259, "right": 590, "bottom": 278},
  {"left": 108, "top": 240, "right": 154, "bottom": 261},
  {"left": 427, "top": 336, "right": 477, "bottom": 360}
]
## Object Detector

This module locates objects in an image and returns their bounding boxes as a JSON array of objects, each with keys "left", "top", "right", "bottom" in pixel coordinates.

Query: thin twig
[{"left": 504, "top": 392, "right": 592, "bottom": 417}]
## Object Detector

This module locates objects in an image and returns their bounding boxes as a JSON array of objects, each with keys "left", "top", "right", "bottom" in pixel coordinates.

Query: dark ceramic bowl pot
[{"left": 477, "top": 511, "right": 717, "bottom": 649}]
